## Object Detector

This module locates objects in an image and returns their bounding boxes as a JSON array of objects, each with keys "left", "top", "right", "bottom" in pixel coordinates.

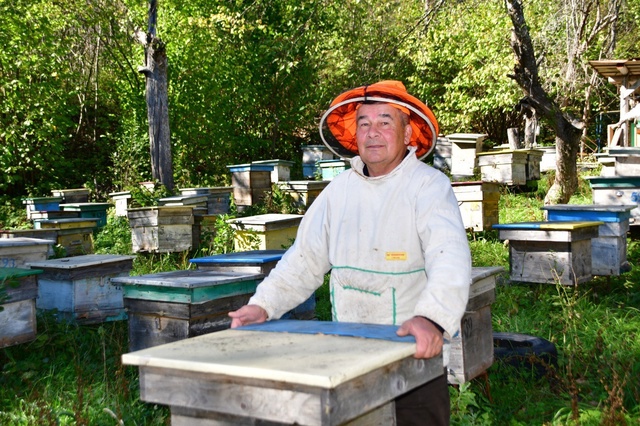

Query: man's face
[{"left": 355, "top": 103, "right": 412, "bottom": 177}]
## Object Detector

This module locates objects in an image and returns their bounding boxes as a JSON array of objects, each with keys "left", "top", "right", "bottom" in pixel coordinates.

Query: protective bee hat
[{"left": 319, "top": 80, "right": 439, "bottom": 159}]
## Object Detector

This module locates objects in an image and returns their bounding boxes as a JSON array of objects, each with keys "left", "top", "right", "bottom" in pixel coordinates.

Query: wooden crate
[
  {"left": 28, "top": 254, "right": 135, "bottom": 324},
  {"left": 60, "top": 202, "right": 112, "bottom": 227},
  {"left": 128, "top": 206, "right": 194, "bottom": 253},
  {"left": 494, "top": 221, "right": 601, "bottom": 285},
  {"left": 448, "top": 133, "right": 486, "bottom": 179},
  {"left": 542, "top": 204, "right": 634, "bottom": 276},
  {"left": 0, "top": 268, "right": 42, "bottom": 348},
  {"left": 477, "top": 150, "right": 528, "bottom": 185},
  {"left": 112, "top": 270, "right": 262, "bottom": 351},
  {"left": 51, "top": 188, "right": 90, "bottom": 204},
  {"left": 190, "top": 249, "right": 316, "bottom": 320},
  {"left": 447, "top": 266, "right": 503, "bottom": 384},
  {"left": 227, "top": 163, "right": 273, "bottom": 210},
  {"left": 122, "top": 321, "right": 443, "bottom": 425},
  {"left": 22, "top": 196, "right": 63, "bottom": 220},
  {"left": 38, "top": 218, "right": 98, "bottom": 256},
  {"left": 451, "top": 181, "right": 500, "bottom": 232},
  {"left": 0, "top": 237, "right": 54, "bottom": 269},
  {"left": 179, "top": 187, "right": 233, "bottom": 214},
  {"left": 228, "top": 213, "right": 303, "bottom": 251},
  {"left": 277, "top": 180, "right": 330, "bottom": 211},
  {"left": 108, "top": 191, "right": 132, "bottom": 217},
  {"left": 318, "top": 159, "right": 351, "bottom": 181},
  {"left": 252, "top": 159, "right": 295, "bottom": 182}
]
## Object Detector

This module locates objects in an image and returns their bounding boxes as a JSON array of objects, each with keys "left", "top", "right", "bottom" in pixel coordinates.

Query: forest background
[{"left": 1, "top": 0, "right": 640, "bottom": 205}]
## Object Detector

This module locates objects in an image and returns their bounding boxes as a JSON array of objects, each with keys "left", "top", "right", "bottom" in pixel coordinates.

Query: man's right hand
[{"left": 229, "top": 304, "right": 268, "bottom": 328}]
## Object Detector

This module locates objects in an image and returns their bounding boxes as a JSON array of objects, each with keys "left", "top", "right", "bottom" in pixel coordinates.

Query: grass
[{"left": 2, "top": 170, "right": 640, "bottom": 425}]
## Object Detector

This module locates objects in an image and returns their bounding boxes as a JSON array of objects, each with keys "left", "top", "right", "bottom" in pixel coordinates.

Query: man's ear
[{"left": 404, "top": 124, "right": 412, "bottom": 145}]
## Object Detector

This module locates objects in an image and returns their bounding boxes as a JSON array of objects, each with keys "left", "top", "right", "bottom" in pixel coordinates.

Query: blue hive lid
[{"left": 190, "top": 249, "right": 286, "bottom": 265}]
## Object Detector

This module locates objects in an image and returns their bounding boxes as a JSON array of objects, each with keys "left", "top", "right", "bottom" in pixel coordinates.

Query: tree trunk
[
  {"left": 505, "top": 0, "right": 583, "bottom": 205},
  {"left": 137, "top": 0, "right": 174, "bottom": 191},
  {"left": 142, "top": 38, "right": 174, "bottom": 191}
]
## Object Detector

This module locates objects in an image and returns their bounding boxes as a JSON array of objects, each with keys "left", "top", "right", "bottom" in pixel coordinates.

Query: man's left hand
[{"left": 396, "top": 316, "right": 444, "bottom": 359}]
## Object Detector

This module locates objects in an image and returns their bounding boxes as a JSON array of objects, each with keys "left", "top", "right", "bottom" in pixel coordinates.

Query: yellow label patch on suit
[{"left": 385, "top": 251, "right": 407, "bottom": 261}]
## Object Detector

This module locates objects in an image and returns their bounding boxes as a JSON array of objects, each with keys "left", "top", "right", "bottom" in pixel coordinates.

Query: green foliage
[
  {"left": 93, "top": 210, "right": 132, "bottom": 255},
  {"left": 127, "top": 182, "right": 175, "bottom": 208}
]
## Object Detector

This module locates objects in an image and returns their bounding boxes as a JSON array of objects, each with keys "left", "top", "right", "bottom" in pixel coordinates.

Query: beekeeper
[{"left": 230, "top": 80, "right": 471, "bottom": 426}]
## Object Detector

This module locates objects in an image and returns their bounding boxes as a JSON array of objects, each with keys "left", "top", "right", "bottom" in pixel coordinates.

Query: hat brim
[{"left": 319, "top": 94, "right": 439, "bottom": 160}]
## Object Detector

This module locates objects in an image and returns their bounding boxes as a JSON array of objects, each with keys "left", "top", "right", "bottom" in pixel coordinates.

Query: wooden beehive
[
  {"left": 127, "top": 206, "right": 194, "bottom": 253},
  {"left": 0, "top": 267, "right": 43, "bottom": 348},
  {"left": 451, "top": 181, "right": 500, "bottom": 232},
  {"left": 108, "top": 191, "right": 132, "bottom": 217},
  {"left": 252, "top": 159, "right": 295, "bottom": 182},
  {"left": 494, "top": 221, "right": 602, "bottom": 285},
  {"left": 542, "top": 204, "right": 634, "bottom": 276},
  {"left": 38, "top": 218, "right": 98, "bottom": 256},
  {"left": 60, "top": 202, "right": 112, "bottom": 227},
  {"left": 112, "top": 269, "right": 262, "bottom": 351},
  {"left": 609, "top": 147, "right": 640, "bottom": 176},
  {"left": 22, "top": 197, "right": 63, "bottom": 220},
  {"left": 586, "top": 176, "right": 640, "bottom": 225},
  {"left": 0, "top": 237, "right": 54, "bottom": 269},
  {"left": 477, "top": 150, "right": 528, "bottom": 186},
  {"left": 318, "top": 159, "right": 351, "bottom": 181},
  {"left": 28, "top": 254, "right": 135, "bottom": 324},
  {"left": 277, "top": 180, "right": 330, "bottom": 211},
  {"left": 448, "top": 133, "right": 486, "bottom": 179},
  {"left": 228, "top": 213, "right": 303, "bottom": 251},
  {"left": 448, "top": 266, "right": 503, "bottom": 384},
  {"left": 227, "top": 163, "right": 273, "bottom": 210},
  {"left": 179, "top": 187, "right": 233, "bottom": 214}
]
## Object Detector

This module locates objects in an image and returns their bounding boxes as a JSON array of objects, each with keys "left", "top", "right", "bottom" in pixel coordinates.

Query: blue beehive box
[
  {"left": 190, "top": 250, "right": 316, "bottom": 319},
  {"left": 22, "top": 197, "right": 63, "bottom": 220}
]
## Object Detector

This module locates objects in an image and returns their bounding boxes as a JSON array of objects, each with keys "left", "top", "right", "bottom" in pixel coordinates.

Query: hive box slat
[
  {"left": 228, "top": 213, "right": 303, "bottom": 251},
  {"left": 128, "top": 206, "right": 194, "bottom": 253},
  {"left": 112, "top": 270, "right": 263, "bottom": 351},
  {"left": 448, "top": 133, "right": 486, "bottom": 179},
  {"left": 27, "top": 254, "right": 134, "bottom": 324},
  {"left": 447, "top": 266, "right": 503, "bottom": 384},
  {"left": 0, "top": 268, "right": 43, "bottom": 348},
  {"left": 494, "top": 221, "right": 601, "bottom": 285},
  {"left": 0, "top": 237, "right": 54, "bottom": 269},
  {"left": 542, "top": 204, "right": 634, "bottom": 276},
  {"left": 318, "top": 159, "right": 351, "bottom": 181},
  {"left": 452, "top": 181, "right": 500, "bottom": 232}
]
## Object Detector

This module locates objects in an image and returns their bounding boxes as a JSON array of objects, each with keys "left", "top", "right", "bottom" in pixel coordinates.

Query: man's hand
[
  {"left": 228, "top": 305, "right": 268, "bottom": 328},
  {"left": 396, "top": 316, "right": 444, "bottom": 359}
]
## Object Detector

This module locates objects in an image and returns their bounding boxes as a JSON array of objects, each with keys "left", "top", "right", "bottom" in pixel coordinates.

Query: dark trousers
[{"left": 395, "top": 368, "right": 450, "bottom": 426}]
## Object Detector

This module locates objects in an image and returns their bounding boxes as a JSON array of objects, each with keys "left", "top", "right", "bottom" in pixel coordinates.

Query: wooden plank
[{"left": 0, "top": 272, "right": 39, "bottom": 302}]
